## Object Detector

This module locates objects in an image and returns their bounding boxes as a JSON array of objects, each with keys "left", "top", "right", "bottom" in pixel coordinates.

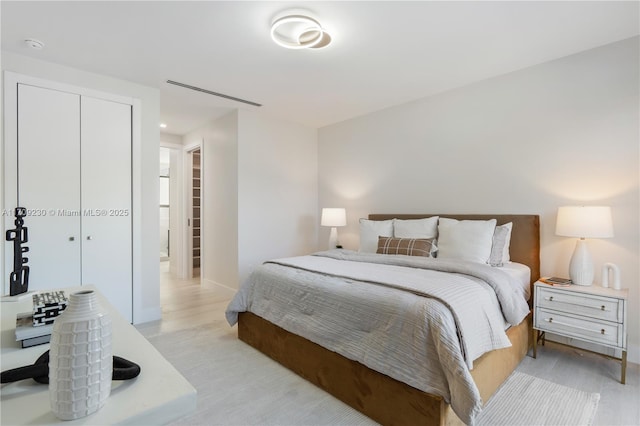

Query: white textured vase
[{"left": 49, "top": 290, "right": 113, "bottom": 420}]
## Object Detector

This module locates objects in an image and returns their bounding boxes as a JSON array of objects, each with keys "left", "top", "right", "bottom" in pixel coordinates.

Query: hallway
[{"left": 136, "top": 262, "right": 232, "bottom": 339}]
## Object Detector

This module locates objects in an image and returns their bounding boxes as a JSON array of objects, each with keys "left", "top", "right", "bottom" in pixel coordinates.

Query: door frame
[{"left": 183, "top": 142, "right": 203, "bottom": 280}]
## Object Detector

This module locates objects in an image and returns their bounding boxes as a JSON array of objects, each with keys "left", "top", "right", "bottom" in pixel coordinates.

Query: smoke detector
[{"left": 25, "top": 39, "right": 44, "bottom": 50}]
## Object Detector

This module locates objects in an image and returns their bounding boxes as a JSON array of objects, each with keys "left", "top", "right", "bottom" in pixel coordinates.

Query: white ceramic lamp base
[
  {"left": 328, "top": 227, "right": 339, "bottom": 250},
  {"left": 569, "top": 238, "right": 594, "bottom": 286}
]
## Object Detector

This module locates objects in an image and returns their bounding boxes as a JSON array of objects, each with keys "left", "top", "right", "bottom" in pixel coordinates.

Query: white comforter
[{"left": 226, "top": 250, "right": 530, "bottom": 424}]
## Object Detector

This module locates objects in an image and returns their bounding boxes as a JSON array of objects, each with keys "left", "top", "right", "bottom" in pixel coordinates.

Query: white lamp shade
[
  {"left": 321, "top": 208, "right": 346, "bottom": 227},
  {"left": 556, "top": 206, "right": 614, "bottom": 239}
]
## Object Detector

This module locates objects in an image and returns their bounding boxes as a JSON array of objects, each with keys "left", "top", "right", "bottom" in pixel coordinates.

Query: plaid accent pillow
[{"left": 376, "top": 237, "right": 436, "bottom": 257}]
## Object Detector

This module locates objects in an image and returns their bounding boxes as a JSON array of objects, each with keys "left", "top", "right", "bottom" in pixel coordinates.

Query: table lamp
[
  {"left": 555, "top": 206, "right": 614, "bottom": 286},
  {"left": 321, "top": 208, "right": 346, "bottom": 249}
]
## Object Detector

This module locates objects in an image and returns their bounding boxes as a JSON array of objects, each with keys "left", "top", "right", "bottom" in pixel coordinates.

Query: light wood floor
[
  {"left": 137, "top": 262, "right": 640, "bottom": 425},
  {"left": 136, "top": 263, "right": 231, "bottom": 338}
]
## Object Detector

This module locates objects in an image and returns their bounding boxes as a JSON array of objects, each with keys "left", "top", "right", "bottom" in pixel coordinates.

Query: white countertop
[{"left": 1, "top": 286, "right": 197, "bottom": 425}]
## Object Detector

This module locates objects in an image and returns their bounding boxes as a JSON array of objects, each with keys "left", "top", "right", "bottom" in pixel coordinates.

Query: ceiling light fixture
[
  {"left": 270, "top": 14, "right": 332, "bottom": 50},
  {"left": 160, "top": 123, "right": 167, "bottom": 129}
]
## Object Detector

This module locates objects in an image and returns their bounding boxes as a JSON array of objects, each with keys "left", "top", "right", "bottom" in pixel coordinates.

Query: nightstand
[{"left": 532, "top": 280, "right": 628, "bottom": 384}]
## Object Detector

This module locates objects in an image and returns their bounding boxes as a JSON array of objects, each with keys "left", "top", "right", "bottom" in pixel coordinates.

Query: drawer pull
[
  {"left": 544, "top": 318, "right": 607, "bottom": 335},
  {"left": 543, "top": 297, "right": 611, "bottom": 312}
]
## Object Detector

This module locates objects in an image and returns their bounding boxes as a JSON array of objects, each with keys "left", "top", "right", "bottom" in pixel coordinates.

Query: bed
[{"left": 227, "top": 214, "right": 540, "bottom": 425}]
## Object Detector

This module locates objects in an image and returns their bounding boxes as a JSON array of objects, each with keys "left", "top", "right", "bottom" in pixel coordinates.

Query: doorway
[
  {"left": 157, "top": 140, "right": 202, "bottom": 282},
  {"left": 158, "top": 142, "right": 183, "bottom": 280},
  {"left": 159, "top": 147, "right": 171, "bottom": 262}
]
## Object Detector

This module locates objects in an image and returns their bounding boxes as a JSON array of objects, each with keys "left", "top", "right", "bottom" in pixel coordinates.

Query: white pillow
[
  {"left": 359, "top": 219, "right": 393, "bottom": 253},
  {"left": 393, "top": 217, "right": 439, "bottom": 239},
  {"left": 489, "top": 222, "right": 513, "bottom": 266},
  {"left": 437, "top": 218, "right": 497, "bottom": 263}
]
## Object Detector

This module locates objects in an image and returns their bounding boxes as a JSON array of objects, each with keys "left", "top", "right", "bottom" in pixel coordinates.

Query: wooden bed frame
[{"left": 238, "top": 214, "right": 540, "bottom": 425}]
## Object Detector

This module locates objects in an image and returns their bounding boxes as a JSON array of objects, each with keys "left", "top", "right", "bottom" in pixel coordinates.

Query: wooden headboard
[{"left": 368, "top": 214, "right": 541, "bottom": 287}]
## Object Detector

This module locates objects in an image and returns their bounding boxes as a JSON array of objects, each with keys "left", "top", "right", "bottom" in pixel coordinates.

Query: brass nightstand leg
[
  {"left": 532, "top": 329, "right": 537, "bottom": 358},
  {"left": 621, "top": 350, "right": 627, "bottom": 385}
]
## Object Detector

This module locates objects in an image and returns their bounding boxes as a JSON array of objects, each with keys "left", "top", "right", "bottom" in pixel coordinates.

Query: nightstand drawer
[
  {"left": 535, "top": 307, "right": 624, "bottom": 348},
  {"left": 536, "top": 287, "right": 622, "bottom": 323}
]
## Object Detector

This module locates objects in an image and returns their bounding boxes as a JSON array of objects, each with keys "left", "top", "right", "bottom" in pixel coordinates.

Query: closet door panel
[
  {"left": 17, "top": 84, "right": 81, "bottom": 289},
  {"left": 80, "top": 96, "right": 132, "bottom": 322}
]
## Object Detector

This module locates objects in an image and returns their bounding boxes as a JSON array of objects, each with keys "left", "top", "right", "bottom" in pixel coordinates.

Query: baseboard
[
  {"left": 133, "top": 305, "right": 162, "bottom": 325},
  {"left": 201, "top": 278, "right": 237, "bottom": 298}
]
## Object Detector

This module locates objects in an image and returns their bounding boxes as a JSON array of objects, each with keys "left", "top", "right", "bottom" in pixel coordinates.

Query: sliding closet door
[
  {"left": 17, "top": 84, "right": 81, "bottom": 289},
  {"left": 81, "top": 96, "right": 132, "bottom": 322}
]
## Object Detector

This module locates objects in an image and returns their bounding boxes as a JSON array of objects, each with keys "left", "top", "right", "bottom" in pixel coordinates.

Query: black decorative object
[
  {"left": 0, "top": 350, "right": 141, "bottom": 384},
  {"left": 5, "top": 207, "right": 30, "bottom": 296}
]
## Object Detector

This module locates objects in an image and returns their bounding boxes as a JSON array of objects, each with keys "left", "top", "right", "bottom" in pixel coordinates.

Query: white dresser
[{"left": 532, "top": 280, "right": 628, "bottom": 383}]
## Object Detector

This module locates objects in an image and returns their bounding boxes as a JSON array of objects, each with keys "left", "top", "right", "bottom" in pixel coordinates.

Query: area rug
[
  {"left": 145, "top": 325, "right": 600, "bottom": 425},
  {"left": 476, "top": 371, "right": 600, "bottom": 425}
]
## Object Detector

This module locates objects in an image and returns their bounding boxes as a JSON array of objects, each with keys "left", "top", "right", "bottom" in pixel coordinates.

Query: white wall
[
  {"left": 318, "top": 37, "right": 639, "bottom": 362},
  {"left": 161, "top": 133, "right": 182, "bottom": 145},
  {"left": 0, "top": 7, "right": 4, "bottom": 290},
  {"left": 183, "top": 109, "right": 318, "bottom": 290},
  {"left": 184, "top": 111, "right": 240, "bottom": 291},
  {"left": 237, "top": 110, "right": 318, "bottom": 285},
  {"left": 1, "top": 51, "right": 161, "bottom": 323}
]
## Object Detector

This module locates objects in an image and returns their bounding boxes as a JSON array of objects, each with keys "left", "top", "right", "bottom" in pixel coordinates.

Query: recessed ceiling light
[
  {"left": 25, "top": 39, "right": 44, "bottom": 50},
  {"left": 160, "top": 123, "right": 167, "bottom": 129},
  {"left": 270, "top": 14, "right": 332, "bottom": 50}
]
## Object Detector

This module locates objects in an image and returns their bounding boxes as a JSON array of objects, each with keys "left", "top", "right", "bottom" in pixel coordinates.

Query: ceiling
[{"left": 2, "top": 1, "right": 638, "bottom": 135}]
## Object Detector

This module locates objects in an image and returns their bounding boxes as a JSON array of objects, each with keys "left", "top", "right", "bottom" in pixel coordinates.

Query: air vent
[{"left": 166, "top": 80, "right": 261, "bottom": 107}]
